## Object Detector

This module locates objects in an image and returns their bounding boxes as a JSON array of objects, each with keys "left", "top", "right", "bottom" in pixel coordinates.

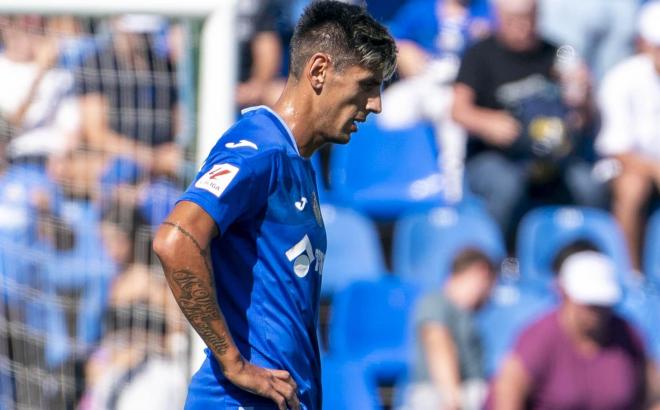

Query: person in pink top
[{"left": 491, "top": 242, "right": 655, "bottom": 410}]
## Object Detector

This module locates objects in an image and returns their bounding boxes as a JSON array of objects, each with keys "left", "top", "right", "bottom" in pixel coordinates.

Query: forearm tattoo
[
  {"left": 170, "top": 268, "right": 231, "bottom": 356},
  {"left": 161, "top": 221, "right": 231, "bottom": 359}
]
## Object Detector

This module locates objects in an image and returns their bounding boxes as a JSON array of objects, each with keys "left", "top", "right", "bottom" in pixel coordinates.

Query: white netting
[{"left": 0, "top": 14, "right": 203, "bottom": 410}]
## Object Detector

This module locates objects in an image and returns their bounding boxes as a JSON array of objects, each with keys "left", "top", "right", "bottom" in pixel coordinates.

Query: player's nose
[{"left": 366, "top": 93, "right": 382, "bottom": 114}]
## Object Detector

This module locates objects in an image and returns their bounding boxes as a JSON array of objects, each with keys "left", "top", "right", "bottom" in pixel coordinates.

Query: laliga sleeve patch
[{"left": 194, "top": 163, "right": 240, "bottom": 197}]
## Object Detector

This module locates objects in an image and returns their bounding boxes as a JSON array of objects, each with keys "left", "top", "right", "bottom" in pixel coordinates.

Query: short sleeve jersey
[{"left": 179, "top": 106, "right": 326, "bottom": 409}]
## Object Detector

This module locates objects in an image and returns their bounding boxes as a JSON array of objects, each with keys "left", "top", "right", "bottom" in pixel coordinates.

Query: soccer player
[{"left": 152, "top": 2, "right": 397, "bottom": 410}]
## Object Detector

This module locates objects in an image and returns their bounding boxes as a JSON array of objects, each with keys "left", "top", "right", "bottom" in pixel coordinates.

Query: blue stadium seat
[
  {"left": 321, "top": 205, "right": 386, "bottom": 298},
  {"left": 328, "top": 276, "right": 418, "bottom": 408},
  {"left": 477, "top": 281, "right": 556, "bottom": 377},
  {"left": 329, "top": 117, "right": 444, "bottom": 219},
  {"left": 644, "top": 209, "right": 660, "bottom": 285},
  {"left": 516, "top": 206, "right": 632, "bottom": 287},
  {"left": 617, "top": 279, "right": 660, "bottom": 364},
  {"left": 392, "top": 205, "right": 506, "bottom": 289},
  {"left": 322, "top": 354, "right": 378, "bottom": 410},
  {"left": 329, "top": 276, "right": 418, "bottom": 371}
]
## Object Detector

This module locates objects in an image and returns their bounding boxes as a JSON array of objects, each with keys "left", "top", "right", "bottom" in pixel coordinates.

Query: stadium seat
[
  {"left": 322, "top": 354, "right": 378, "bottom": 410},
  {"left": 477, "top": 280, "right": 556, "bottom": 377},
  {"left": 644, "top": 209, "right": 660, "bottom": 285},
  {"left": 327, "top": 276, "right": 418, "bottom": 408},
  {"left": 320, "top": 205, "right": 386, "bottom": 298},
  {"left": 329, "top": 275, "right": 418, "bottom": 373},
  {"left": 516, "top": 206, "right": 632, "bottom": 287},
  {"left": 617, "top": 278, "right": 660, "bottom": 364},
  {"left": 392, "top": 205, "right": 506, "bottom": 289},
  {"left": 329, "top": 117, "right": 444, "bottom": 219}
]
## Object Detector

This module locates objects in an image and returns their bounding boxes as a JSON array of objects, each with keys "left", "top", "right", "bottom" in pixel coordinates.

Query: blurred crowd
[
  {"left": 1, "top": 0, "right": 660, "bottom": 409},
  {"left": 0, "top": 13, "right": 190, "bottom": 410}
]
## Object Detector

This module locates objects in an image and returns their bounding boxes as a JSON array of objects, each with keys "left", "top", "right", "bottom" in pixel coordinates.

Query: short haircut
[
  {"left": 289, "top": 1, "right": 397, "bottom": 81},
  {"left": 551, "top": 239, "right": 601, "bottom": 275},
  {"left": 451, "top": 248, "right": 496, "bottom": 276}
]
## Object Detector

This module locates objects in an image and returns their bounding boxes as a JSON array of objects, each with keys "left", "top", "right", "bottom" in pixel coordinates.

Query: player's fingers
[
  {"left": 273, "top": 378, "right": 300, "bottom": 410},
  {"left": 268, "top": 389, "right": 288, "bottom": 410},
  {"left": 270, "top": 369, "right": 296, "bottom": 388}
]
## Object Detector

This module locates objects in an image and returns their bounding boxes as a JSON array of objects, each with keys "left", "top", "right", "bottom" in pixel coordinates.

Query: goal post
[{"left": 0, "top": 0, "right": 238, "bottom": 403}]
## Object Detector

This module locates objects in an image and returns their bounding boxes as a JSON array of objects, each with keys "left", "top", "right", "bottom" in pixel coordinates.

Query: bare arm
[
  {"left": 396, "top": 40, "right": 430, "bottom": 79},
  {"left": 452, "top": 83, "right": 520, "bottom": 148},
  {"left": 236, "top": 31, "right": 282, "bottom": 107},
  {"left": 80, "top": 93, "right": 154, "bottom": 161},
  {"left": 251, "top": 31, "right": 282, "bottom": 84},
  {"left": 153, "top": 201, "right": 299, "bottom": 410},
  {"left": 420, "top": 323, "right": 462, "bottom": 409},
  {"left": 615, "top": 153, "right": 660, "bottom": 179},
  {"left": 7, "top": 37, "right": 59, "bottom": 127},
  {"left": 492, "top": 354, "right": 531, "bottom": 410}
]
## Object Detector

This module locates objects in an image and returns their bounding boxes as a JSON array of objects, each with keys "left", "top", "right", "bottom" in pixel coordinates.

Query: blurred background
[{"left": 0, "top": 0, "right": 660, "bottom": 409}]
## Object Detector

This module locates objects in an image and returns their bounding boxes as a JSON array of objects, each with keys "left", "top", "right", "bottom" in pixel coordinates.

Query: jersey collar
[{"left": 241, "top": 105, "right": 300, "bottom": 156}]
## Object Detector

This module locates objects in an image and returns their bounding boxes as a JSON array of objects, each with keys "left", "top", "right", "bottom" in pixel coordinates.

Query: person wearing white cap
[
  {"left": 491, "top": 241, "right": 652, "bottom": 409},
  {"left": 595, "top": 0, "right": 660, "bottom": 271}
]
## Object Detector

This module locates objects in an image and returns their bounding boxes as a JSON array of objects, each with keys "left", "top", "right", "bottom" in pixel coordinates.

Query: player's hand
[
  {"left": 224, "top": 359, "right": 300, "bottom": 410},
  {"left": 481, "top": 112, "right": 521, "bottom": 147}
]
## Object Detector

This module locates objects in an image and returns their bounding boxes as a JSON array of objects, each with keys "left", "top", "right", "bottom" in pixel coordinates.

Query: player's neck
[{"left": 272, "top": 87, "right": 320, "bottom": 158}]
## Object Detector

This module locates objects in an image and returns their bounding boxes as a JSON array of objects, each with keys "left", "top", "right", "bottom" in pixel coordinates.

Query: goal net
[{"left": 0, "top": 2, "right": 236, "bottom": 409}]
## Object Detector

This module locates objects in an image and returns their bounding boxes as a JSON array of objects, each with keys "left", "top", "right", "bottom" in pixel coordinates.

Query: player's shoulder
[{"left": 207, "top": 107, "right": 294, "bottom": 169}]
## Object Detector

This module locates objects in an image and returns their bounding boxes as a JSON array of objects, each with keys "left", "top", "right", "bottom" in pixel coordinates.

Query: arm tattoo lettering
[
  {"left": 169, "top": 268, "right": 231, "bottom": 357},
  {"left": 160, "top": 221, "right": 231, "bottom": 360}
]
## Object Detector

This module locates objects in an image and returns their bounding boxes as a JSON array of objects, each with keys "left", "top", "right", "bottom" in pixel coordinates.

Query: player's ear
[{"left": 306, "top": 53, "right": 330, "bottom": 94}]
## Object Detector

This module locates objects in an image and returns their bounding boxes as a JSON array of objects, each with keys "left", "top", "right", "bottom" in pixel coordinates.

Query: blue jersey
[{"left": 179, "top": 106, "right": 326, "bottom": 410}]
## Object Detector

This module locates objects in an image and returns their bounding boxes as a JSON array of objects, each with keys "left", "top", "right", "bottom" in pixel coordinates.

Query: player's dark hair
[
  {"left": 289, "top": 0, "right": 397, "bottom": 81},
  {"left": 451, "top": 248, "right": 496, "bottom": 276},
  {"left": 551, "top": 239, "right": 601, "bottom": 275}
]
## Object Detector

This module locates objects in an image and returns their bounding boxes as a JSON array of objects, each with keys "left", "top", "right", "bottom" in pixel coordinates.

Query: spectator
[
  {"left": 537, "top": 0, "right": 638, "bottom": 83},
  {"left": 452, "top": 0, "right": 605, "bottom": 245},
  {"left": 235, "top": 0, "right": 287, "bottom": 108},
  {"left": 380, "top": 0, "right": 493, "bottom": 202},
  {"left": 402, "top": 248, "right": 497, "bottom": 410},
  {"left": 75, "top": 15, "right": 182, "bottom": 182},
  {"left": 492, "top": 242, "right": 651, "bottom": 409},
  {"left": 595, "top": 1, "right": 660, "bottom": 271},
  {"left": 79, "top": 204, "right": 186, "bottom": 410},
  {"left": 0, "top": 15, "right": 80, "bottom": 165}
]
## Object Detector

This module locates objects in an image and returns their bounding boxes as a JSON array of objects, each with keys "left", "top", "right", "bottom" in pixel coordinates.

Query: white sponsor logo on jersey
[
  {"left": 194, "top": 163, "right": 239, "bottom": 197},
  {"left": 225, "top": 140, "right": 258, "bottom": 150},
  {"left": 286, "top": 235, "right": 324, "bottom": 278}
]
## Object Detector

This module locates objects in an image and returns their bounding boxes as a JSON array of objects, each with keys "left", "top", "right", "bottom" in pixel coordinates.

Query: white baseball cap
[
  {"left": 558, "top": 251, "right": 621, "bottom": 307},
  {"left": 639, "top": 1, "right": 660, "bottom": 45}
]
